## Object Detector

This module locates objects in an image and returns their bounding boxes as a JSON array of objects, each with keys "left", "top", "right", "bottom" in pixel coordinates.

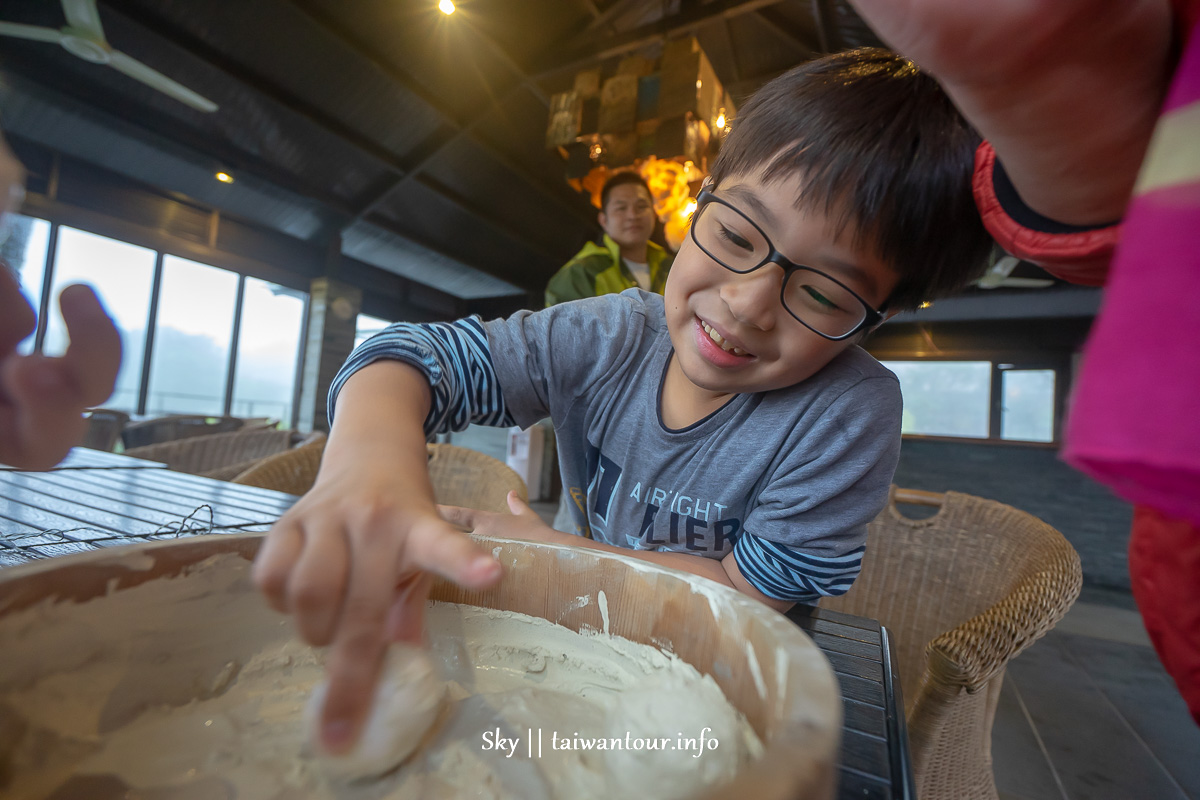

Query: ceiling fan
[
  {"left": 976, "top": 254, "right": 1056, "bottom": 290},
  {"left": 0, "top": 0, "right": 218, "bottom": 113}
]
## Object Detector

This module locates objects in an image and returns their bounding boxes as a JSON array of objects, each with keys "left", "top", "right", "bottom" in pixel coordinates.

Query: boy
[
  {"left": 254, "top": 48, "right": 993, "bottom": 754},
  {"left": 545, "top": 171, "right": 673, "bottom": 306}
]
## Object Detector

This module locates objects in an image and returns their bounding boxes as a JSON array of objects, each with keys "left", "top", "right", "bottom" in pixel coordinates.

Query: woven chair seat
[
  {"left": 233, "top": 438, "right": 527, "bottom": 512},
  {"left": 121, "top": 415, "right": 249, "bottom": 450},
  {"left": 81, "top": 408, "right": 130, "bottom": 452},
  {"left": 820, "top": 487, "right": 1082, "bottom": 800},
  {"left": 124, "top": 429, "right": 296, "bottom": 477}
]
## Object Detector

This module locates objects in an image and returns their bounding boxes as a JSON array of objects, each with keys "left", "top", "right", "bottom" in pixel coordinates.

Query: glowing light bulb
[
  {"left": 215, "top": 172, "right": 234, "bottom": 183},
  {"left": 715, "top": 111, "right": 726, "bottom": 130},
  {"left": 439, "top": 0, "right": 455, "bottom": 14}
]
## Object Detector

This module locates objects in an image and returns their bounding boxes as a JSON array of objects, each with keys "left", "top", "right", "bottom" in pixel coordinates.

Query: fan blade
[
  {"left": 0, "top": 22, "right": 65, "bottom": 44},
  {"left": 108, "top": 51, "right": 218, "bottom": 112},
  {"left": 61, "top": 0, "right": 105, "bottom": 39}
]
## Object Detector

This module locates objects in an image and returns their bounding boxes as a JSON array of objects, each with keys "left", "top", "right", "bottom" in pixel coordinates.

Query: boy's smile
[{"left": 662, "top": 170, "right": 899, "bottom": 425}]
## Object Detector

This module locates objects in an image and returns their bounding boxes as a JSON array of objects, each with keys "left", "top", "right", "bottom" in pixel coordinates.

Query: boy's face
[
  {"left": 664, "top": 170, "right": 899, "bottom": 398},
  {"left": 599, "top": 184, "right": 656, "bottom": 253}
]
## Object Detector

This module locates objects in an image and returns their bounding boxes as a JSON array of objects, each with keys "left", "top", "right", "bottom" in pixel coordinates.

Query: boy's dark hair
[
  {"left": 708, "top": 48, "right": 993, "bottom": 311},
  {"left": 600, "top": 171, "right": 653, "bottom": 212}
]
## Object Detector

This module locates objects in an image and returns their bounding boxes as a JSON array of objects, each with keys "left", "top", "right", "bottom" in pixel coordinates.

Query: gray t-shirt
[{"left": 331, "top": 289, "right": 902, "bottom": 602}]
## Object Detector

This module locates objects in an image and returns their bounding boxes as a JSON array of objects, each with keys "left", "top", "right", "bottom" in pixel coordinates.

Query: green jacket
[{"left": 544, "top": 234, "right": 673, "bottom": 307}]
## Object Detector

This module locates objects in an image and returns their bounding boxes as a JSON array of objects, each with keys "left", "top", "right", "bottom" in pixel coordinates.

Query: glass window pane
[
  {"left": 1001, "top": 369, "right": 1055, "bottom": 442},
  {"left": 881, "top": 361, "right": 992, "bottom": 438},
  {"left": 146, "top": 256, "right": 238, "bottom": 416},
  {"left": 1, "top": 214, "right": 51, "bottom": 355},
  {"left": 42, "top": 227, "right": 156, "bottom": 411},
  {"left": 231, "top": 278, "right": 306, "bottom": 427},
  {"left": 355, "top": 313, "right": 390, "bottom": 349}
]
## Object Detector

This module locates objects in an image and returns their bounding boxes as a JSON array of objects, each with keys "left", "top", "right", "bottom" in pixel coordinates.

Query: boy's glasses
[{"left": 690, "top": 187, "right": 886, "bottom": 341}]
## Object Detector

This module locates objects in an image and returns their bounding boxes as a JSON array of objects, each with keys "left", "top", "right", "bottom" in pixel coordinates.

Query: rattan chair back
[
  {"left": 124, "top": 428, "right": 296, "bottom": 479},
  {"left": 821, "top": 487, "right": 1082, "bottom": 800},
  {"left": 233, "top": 438, "right": 527, "bottom": 512}
]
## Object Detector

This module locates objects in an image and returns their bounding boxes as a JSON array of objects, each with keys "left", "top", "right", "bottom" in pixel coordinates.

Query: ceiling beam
[
  {"left": 1, "top": 67, "right": 544, "bottom": 292},
  {"left": 810, "top": 0, "right": 833, "bottom": 52},
  {"left": 287, "top": 0, "right": 595, "bottom": 226},
  {"left": 753, "top": 7, "right": 820, "bottom": 52},
  {"left": 533, "top": 0, "right": 785, "bottom": 80},
  {"left": 582, "top": 0, "right": 645, "bottom": 34},
  {"left": 97, "top": 0, "right": 568, "bottom": 264}
]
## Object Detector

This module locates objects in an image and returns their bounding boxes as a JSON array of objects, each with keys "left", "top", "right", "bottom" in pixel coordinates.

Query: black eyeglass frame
[{"left": 690, "top": 186, "right": 887, "bottom": 341}]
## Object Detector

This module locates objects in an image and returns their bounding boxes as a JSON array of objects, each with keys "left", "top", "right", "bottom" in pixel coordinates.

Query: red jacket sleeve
[{"left": 972, "top": 142, "right": 1120, "bottom": 286}]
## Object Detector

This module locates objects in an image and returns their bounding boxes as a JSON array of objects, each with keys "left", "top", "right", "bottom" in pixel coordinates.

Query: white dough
[{"left": 305, "top": 643, "right": 445, "bottom": 780}]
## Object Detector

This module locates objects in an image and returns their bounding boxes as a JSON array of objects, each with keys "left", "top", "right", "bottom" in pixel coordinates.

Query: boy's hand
[
  {"left": 0, "top": 274, "right": 122, "bottom": 470},
  {"left": 438, "top": 492, "right": 565, "bottom": 545},
  {"left": 252, "top": 362, "right": 502, "bottom": 755}
]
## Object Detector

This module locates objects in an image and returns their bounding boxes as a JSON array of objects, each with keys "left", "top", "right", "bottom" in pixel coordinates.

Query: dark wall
[{"left": 893, "top": 438, "right": 1134, "bottom": 591}]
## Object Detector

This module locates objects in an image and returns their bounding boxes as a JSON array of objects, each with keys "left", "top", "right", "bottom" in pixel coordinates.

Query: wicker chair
[
  {"left": 81, "top": 408, "right": 130, "bottom": 451},
  {"left": 820, "top": 487, "right": 1082, "bottom": 800},
  {"left": 121, "top": 414, "right": 247, "bottom": 449},
  {"left": 234, "top": 439, "right": 528, "bottom": 512},
  {"left": 124, "top": 428, "right": 297, "bottom": 479}
]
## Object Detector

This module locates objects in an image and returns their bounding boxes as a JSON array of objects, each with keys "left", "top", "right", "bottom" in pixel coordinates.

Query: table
[
  {"left": 787, "top": 605, "right": 916, "bottom": 800},
  {"left": 1, "top": 448, "right": 915, "bottom": 799}
]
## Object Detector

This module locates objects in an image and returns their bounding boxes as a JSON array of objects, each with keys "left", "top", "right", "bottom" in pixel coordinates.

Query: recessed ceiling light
[
  {"left": 215, "top": 171, "right": 234, "bottom": 183},
  {"left": 439, "top": 0, "right": 455, "bottom": 14}
]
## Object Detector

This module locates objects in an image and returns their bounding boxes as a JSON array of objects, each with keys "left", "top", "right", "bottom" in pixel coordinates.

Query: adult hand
[
  {"left": 0, "top": 269, "right": 122, "bottom": 470},
  {"left": 848, "top": 0, "right": 1173, "bottom": 225},
  {"left": 252, "top": 362, "right": 503, "bottom": 755}
]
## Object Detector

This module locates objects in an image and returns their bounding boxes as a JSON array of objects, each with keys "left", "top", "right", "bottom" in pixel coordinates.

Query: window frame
[
  {"left": 880, "top": 355, "right": 1070, "bottom": 447},
  {"left": 17, "top": 215, "right": 311, "bottom": 429}
]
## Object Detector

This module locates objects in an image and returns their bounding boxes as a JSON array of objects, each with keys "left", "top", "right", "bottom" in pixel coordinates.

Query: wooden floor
[{"left": 994, "top": 591, "right": 1200, "bottom": 800}]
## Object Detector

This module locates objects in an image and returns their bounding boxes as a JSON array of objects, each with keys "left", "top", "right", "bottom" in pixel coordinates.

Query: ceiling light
[
  {"left": 439, "top": 0, "right": 455, "bottom": 14},
  {"left": 215, "top": 171, "right": 234, "bottom": 183}
]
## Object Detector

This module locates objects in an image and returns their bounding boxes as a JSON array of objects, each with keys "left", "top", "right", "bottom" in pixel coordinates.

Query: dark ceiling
[{"left": 1, "top": 0, "right": 889, "bottom": 304}]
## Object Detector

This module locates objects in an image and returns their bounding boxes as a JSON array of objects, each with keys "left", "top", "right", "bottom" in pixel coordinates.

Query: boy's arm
[
  {"left": 254, "top": 359, "right": 503, "bottom": 755},
  {"left": 439, "top": 496, "right": 793, "bottom": 612},
  {"left": 848, "top": 0, "right": 1173, "bottom": 226}
]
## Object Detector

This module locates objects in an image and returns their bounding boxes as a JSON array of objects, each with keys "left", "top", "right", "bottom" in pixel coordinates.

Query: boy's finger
[
  {"left": 406, "top": 518, "right": 501, "bottom": 590},
  {"left": 58, "top": 284, "right": 122, "bottom": 406},
  {"left": 320, "top": 536, "right": 402, "bottom": 753},
  {"left": 385, "top": 573, "right": 434, "bottom": 644},
  {"left": 435, "top": 504, "right": 476, "bottom": 530},
  {"left": 253, "top": 520, "right": 306, "bottom": 613},
  {"left": 288, "top": 525, "right": 350, "bottom": 646},
  {"left": 506, "top": 491, "right": 536, "bottom": 518}
]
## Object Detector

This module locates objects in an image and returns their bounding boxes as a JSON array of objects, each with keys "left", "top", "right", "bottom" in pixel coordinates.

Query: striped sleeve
[
  {"left": 327, "top": 317, "right": 515, "bottom": 440},
  {"left": 733, "top": 531, "right": 864, "bottom": 603}
]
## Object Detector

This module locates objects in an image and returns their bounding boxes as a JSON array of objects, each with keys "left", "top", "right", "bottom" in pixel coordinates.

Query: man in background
[{"left": 545, "top": 171, "right": 673, "bottom": 306}]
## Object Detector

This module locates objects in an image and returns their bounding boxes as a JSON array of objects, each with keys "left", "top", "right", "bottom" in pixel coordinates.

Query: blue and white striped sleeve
[
  {"left": 327, "top": 317, "right": 515, "bottom": 440},
  {"left": 733, "top": 532, "right": 864, "bottom": 603}
]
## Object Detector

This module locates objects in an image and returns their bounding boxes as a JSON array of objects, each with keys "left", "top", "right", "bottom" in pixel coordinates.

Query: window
[
  {"left": 231, "top": 278, "right": 306, "bottom": 426},
  {"left": 881, "top": 361, "right": 992, "bottom": 439},
  {"left": 146, "top": 256, "right": 239, "bottom": 416},
  {"left": 42, "top": 227, "right": 156, "bottom": 411},
  {"left": 1, "top": 214, "right": 51, "bottom": 355},
  {"left": 1001, "top": 369, "right": 1055, "bottom": 442},
  {"left": 355, "top": 313, "right": 390, "bottom": 350}
]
